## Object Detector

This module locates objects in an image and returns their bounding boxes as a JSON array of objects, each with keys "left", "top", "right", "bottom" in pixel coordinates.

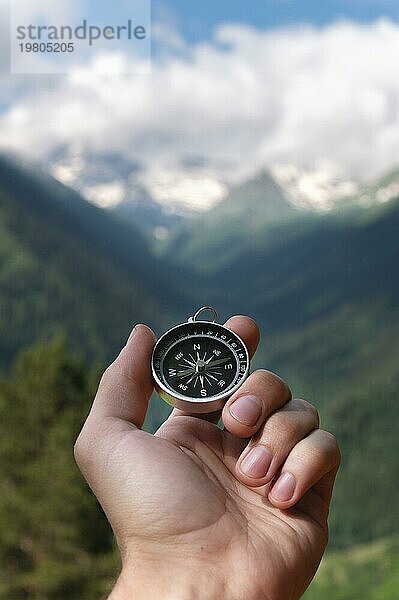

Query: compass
[{"left": 151, "top": 307, "right": 250, "bottom": 414}]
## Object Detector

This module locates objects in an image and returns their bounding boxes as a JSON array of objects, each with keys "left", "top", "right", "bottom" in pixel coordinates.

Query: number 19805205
[{"left": 19, "top": 42, "right": 74, "bottom": 53}]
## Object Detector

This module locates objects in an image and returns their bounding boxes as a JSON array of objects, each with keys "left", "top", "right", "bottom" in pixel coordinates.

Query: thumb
[
  {"left": 74, "top": 324, "right": 156, "bottom": 529},
  {"left": 87, "top": 324, "right": 156, "bottom": 428}
]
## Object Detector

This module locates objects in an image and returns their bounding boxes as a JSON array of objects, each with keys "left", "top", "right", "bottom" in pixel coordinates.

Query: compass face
[{"left": 152, "top": 321, "right": 249, "bottom": 406}]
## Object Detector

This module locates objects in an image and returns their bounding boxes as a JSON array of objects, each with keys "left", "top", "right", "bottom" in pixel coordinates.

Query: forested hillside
[
  {"left": 0, "top": 155, "right": 186, "bottom": 365},
  {"left": 305, "top": 534, "right": 399, "bottom": 600},
  {"left": 0, "top": 341, "right": 118, "bottom": 598}
]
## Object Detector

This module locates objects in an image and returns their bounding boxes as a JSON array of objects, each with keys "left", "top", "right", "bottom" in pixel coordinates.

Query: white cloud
[{"left": 1, "top": 17, "right": 399, "bottom": 188}]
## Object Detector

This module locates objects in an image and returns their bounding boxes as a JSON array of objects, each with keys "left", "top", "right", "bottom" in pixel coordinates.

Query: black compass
[{"left": 151, "top": 307, "right": 250, "bottom": 414}]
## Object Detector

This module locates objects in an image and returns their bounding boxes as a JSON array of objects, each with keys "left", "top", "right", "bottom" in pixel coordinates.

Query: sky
[
  {"left": 153, "top": 0, "right": 399, "bottom": 41},
  {"left": 1, "top": 0, "right": 399, "bottom": 208}
]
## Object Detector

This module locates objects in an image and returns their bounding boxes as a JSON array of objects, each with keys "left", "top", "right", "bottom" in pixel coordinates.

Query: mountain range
[
  {"left": 47, "top": 143, "right": 399, "bottom": 243},
  {"left": 0, "top": 152, "right": 398, "bottom": 555}
]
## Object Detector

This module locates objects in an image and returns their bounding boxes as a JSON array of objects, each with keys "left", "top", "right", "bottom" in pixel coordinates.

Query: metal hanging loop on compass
[{"left": 188, "top": 306, "right": 218, "bottom": 323}]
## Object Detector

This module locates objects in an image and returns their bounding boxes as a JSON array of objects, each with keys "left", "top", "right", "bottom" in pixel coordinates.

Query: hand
[{"left": 74, "top": 317, "right": 340, "bottom": 600}]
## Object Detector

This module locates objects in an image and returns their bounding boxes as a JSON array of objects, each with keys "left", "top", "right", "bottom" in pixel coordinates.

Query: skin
[{"left": 74, "top": 316, "right": 341, "bottom": 600}]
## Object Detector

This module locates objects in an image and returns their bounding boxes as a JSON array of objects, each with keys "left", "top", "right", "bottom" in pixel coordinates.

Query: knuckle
[
  {"left": 99, "top": 363, "right": 115, "bottom": 388},
  {"left": 321, "top": 430, "right": 341, "bottom": 464},
  {"left": 320, "top": 525, "right": 329, "bottom": 551},
  {"left": 254, "top": 369, "right": 291, "bottom": 401},
  {"left": 296, "top": 398, "right": 320, "bottom": 427},
  {"left": 73, "top": 421, "right": 97, "bottom": 471},
  {"left": 73, "top": 430, "right": 87, "bottom": 467},
  {"left": 269, "top": 413, "right": 300, "bottom": 442}
]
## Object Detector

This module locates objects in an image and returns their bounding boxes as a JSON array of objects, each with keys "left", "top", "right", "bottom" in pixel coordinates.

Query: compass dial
[{"left": 152, "top": 321, "right": 249, "bottom": 412}]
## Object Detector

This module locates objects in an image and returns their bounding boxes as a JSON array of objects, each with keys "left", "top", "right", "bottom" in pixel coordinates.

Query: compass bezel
[{"left": 151, "top": 320, "right": 250, "bottom": 414}]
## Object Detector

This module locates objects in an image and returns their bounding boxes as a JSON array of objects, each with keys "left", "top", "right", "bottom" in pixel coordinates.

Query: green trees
[
  {"left": 304, "top": 534, "right": 399, "bottom": 600},
  {"left": 0, "top": 340, "right": 118, "bottom": 599}
]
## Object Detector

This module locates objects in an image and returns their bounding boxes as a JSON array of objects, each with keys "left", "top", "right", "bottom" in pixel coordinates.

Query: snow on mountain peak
[
  {"left": 270, "top": 163, "right": 359, "bottom": 212},
  {"left": 47, "top": 144, "right": 398, "bottom": 218},
  {"left": 358, "top": 179, "right": 399, "bottom": 207},
  {"left": 141, "top": 169, "right": 227, "bottom": 213}
]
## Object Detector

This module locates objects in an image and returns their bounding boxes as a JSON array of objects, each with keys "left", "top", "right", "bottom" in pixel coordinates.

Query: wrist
[
  {"left": 108, "top": 552, "right": 229, "bottom": 600},
  {"left": 109, "top": 571, "right": 223, "bottom": 600},
  {"left": 109, "top": 569, "right": 180, "bottom": 600}
]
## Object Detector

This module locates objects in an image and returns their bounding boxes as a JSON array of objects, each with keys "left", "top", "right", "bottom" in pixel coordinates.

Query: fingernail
[
  {"left": 127, "top": 325, "right": 138, "bottom": 344},
  {"left": 229, "top": 395, "right": 262, "bottom": 426},
  {"left": 271, "top": 472, "right": 296, "bottom": 502},
  {"left": 239, "top": 446, "right": 272, "bottom": 478}
]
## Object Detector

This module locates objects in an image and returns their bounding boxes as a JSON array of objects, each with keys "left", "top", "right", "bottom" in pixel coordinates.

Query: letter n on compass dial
[{"left": 153, "top": 322, "right": 249, "bottom": 401}]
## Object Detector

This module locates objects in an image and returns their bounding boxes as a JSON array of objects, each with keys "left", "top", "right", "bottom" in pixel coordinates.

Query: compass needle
[
  {"left": 182, "top": 357, "right": 196, "bottom": 367},
  {"left": 206, "top": 357, "right": 231, "bottom": 368},
  {"left": 177, "top": 366, "right": 195, "bottom": 377},
  {"left": 203, "top": 376, "right": 211, "bottom": 387}
]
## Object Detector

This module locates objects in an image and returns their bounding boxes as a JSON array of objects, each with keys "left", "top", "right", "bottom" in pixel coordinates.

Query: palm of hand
[
  {"left": 107, "top": 415, "right": 326, "bottom": 600},
  {"left": 76, "top": 319, "right": 339, "bottom": 600}
]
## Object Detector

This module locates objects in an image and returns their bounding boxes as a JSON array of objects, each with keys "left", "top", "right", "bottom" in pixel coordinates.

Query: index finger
[
  {"left": 223, "top": 315, "right": 260, "bottom": 359},
  {"left": 167, "top": 315, "right": 260, "bottom": 422}
]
